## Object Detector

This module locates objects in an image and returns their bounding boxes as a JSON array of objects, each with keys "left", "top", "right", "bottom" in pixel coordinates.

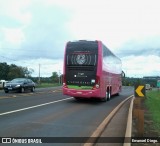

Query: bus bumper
[{"left": 63, "top": 87, "right": 102, "bottom": 98}]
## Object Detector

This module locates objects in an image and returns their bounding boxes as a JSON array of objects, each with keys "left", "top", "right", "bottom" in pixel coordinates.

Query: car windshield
[{"left": 11, "top": 79, "right": 25, "bottom": 83}]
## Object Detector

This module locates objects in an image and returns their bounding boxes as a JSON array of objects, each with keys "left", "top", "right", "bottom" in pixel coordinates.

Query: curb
[
  {"left": 123, "top": 96, "right": 135, "bottom": 146},
  {"left": 84, "top": 95, "right": 133, "bottom": 146}
]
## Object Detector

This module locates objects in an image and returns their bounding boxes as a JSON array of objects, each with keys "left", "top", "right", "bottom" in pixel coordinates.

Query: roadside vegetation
[
  {"left": 122, "top": 77, "right": 158, "bottom": 87},
  {"left": 145, "top": 90, "right": 160, "bottom": 134},
  {"left": 36, "top": 83, "right": 61, "bottom": 88},
  {"left": 0, "top": 62, "right": 62, "bottom": 89}
]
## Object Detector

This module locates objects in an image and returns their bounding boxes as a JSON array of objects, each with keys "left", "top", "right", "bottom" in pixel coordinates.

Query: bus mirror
[{"left": 122, "top": 71, "right": 125, "bottom": 78}]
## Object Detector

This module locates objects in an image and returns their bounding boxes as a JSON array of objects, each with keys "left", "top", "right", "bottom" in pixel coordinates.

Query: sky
[{"left": 0, "top": 0, "right": 160, "bottom": 78}]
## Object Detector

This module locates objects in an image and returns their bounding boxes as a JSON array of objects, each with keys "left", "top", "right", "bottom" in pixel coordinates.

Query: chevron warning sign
[{"left": 135, "top": 84, "right": 146, "bottom": 97}]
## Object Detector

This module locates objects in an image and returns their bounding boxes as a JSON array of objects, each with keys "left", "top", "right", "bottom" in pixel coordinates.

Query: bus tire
[
  {"left": 107, "top": 90, "right": 111, "bottom": 101},
  {"left": 101, "top": 90, "right": 109, "bottom": 102},
  {"left": 74, "top": 97, "right": 81, "bottom": 100},
  {"left": 101, "top": 97, "right": 107, "bottom": 102},
  {"left": 115, "top": 93, "right": 119, "bottom": 96}
]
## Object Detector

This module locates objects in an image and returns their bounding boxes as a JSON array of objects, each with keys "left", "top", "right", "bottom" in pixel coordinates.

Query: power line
[
  {"left": 0, "top": 55, "right": 62, "bottom": 67},
  {"left": 0, "top": 55, "right": 34, "bottom": 65},
  {"left": 0, "top": 48, "right": 44, "bottom": 52},
  {"left": 0, "top": 52, "right": 57, "bottom": 60},
  {"left": 0, "top": 55, "right": 17, "bottom": 61}
]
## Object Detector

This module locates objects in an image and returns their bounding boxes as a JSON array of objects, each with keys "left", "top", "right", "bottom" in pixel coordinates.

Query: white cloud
[
  {"left": 2, "top": 27, "right": 25, "bottom": 46},
  {"left": 0, "top": 0, "right": 160, "bottom": 77},
  {"left": 0, "top": 0, "right": 31, "bottom": 25},
  {"left": 122, "top": 55, "right": 160, "bottom": 77},
  {"left": 67, "top": 0, "right": 160, "bottom": 49},
  {"left": 4, "top": 58, "right": 63, "bottom": 77}
]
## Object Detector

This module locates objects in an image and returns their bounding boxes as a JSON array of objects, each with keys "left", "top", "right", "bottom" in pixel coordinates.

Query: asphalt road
[{"left": 0, "top": 86, "right": 133, "bottom": 146}]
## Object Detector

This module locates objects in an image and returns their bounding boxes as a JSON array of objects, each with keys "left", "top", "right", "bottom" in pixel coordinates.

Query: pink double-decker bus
[{"left": 63, "top": 40, "right": 122, "bottom": 101}]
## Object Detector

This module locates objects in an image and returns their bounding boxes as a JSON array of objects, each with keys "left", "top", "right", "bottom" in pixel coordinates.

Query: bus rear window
[{"left": 66, "top": 41, "right": 98, "bottom": 66}]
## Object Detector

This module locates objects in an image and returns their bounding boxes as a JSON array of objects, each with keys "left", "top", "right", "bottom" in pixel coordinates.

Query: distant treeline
[
  {"left": 0, "top": 62, "right": 34, "bottom": 81},
  {"left": 123, "top": 77, "right": 158, "bottom": 87},
  {"left": 30, "top": 72, "right": 62, "bottom": 84},
  {"left": 1, "top": 62, "right": 157, "bottom": 86},
  {"left": 0, "top": 62, "right": 62, "bottom": 84}
]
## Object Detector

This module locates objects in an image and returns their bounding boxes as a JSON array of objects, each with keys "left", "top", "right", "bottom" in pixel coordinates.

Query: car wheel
[
  {"left": 21, "top": 87, "right": 25, "bottom": 93},
  {"left": 31, "top": 87, "right": 35, "bottom": 92},
  {"left": 5, "top": 90, "right": 9, "bottom": 93},
  {"left": 101, "top": 91, "right": 108, "bottom": 102}
]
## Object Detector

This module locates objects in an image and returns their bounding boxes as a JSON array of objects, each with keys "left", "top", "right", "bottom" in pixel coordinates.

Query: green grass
[
  {"left": 145, "top": 90, "right": 160, "bottom": 133},
  {"left": 36, "top": 83, "right": 61, "bottom": 88}
]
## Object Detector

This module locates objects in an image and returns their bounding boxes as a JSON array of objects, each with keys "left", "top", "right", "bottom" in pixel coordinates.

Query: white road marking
[{"left": 0, "top": 97, "right": 73, "bottom": 116}]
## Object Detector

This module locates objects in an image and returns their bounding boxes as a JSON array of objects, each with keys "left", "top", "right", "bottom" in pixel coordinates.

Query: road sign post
[{"left": 134, "top": 84, "right": 145, "bottom": 136}]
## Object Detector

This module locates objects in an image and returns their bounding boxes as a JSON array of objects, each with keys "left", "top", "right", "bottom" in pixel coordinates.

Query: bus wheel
[
  {"left": 101, "top": 92, "right": 108, "bottom": 102},
  {"left": 107, "top": 90, "right": 111, "bottom": 101},
  {"left": 74, "top": 97, "right": 81, "bottom": 100}
]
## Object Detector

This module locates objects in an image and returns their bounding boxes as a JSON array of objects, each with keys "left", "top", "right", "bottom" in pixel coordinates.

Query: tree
[
  {"left": 0, "top": 62, "right": 9, "bottom": 80},
  {"left": 7, "top": 64, "right": 34, "bottom": 80},
  {"left": 22, "top": 67, "right": 34, "bottom": 78},
  {"left": 51, "top": 72, "right": 59, "bottom": 83},
  {"left": 0, "top": 62, "right": 34, "bottom": 80},
  {"left": 7, "top": 64, "right": 25, "bottom": 80}
]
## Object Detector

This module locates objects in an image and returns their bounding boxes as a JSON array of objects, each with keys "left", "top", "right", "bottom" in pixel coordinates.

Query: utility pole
[{"left": 39, "top": 64, "right": 41, "bottom": 84}]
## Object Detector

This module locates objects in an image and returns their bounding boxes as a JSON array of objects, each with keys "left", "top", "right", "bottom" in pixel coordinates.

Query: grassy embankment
[
  {"left": 36, "top": 83, "right": 61, "bottom": 88},
  {"left": 145, "top": 90, "right": 160, "bottom": 134}
]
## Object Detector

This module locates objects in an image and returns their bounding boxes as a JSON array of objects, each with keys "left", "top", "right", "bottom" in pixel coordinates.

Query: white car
[
  {"left": 4, "top": 78, "right": 35, "bottom": 93},
  {"left": 145, "top": 84, "right": 152, "bottom": 90},
  {"left": 0, "top": 80, "right": 8, "bottom": 88}
]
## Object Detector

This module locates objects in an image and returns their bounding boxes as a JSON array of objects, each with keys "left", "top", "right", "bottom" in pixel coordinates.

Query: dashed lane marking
[{"left": 0, "top": 97, "right": 73, "bottom": 116}]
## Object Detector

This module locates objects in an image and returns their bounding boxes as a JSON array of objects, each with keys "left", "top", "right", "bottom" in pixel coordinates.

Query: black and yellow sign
[{"left": 134, "top": 84, "right": 146, "bottom": 97}]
